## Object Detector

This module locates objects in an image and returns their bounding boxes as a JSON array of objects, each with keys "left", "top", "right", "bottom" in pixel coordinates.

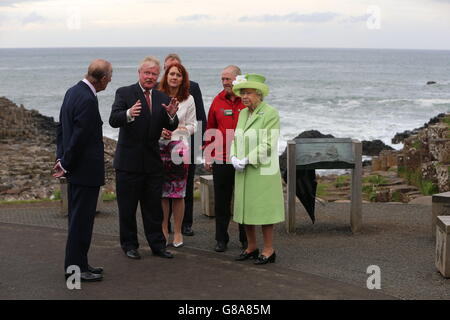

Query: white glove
[
  {"left": 239, "top": 157, "right": 249, "bottom": 167},
  {"left": 231, "top": 156, "right": 245, "bottom": 172}
]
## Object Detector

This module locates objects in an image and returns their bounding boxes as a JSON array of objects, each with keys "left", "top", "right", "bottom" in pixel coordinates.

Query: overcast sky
[{"left": 0, "top": 0, "right": 449, "bottom": 49}]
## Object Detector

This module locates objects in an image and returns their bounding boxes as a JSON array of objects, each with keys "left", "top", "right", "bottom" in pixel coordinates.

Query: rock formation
[
  {"left": 392, "top": 113, "right": 447, "bottom": 144},
  {"left": 372, "top": 113, "right": 450, "bottom": 201},
  {"left": 0, "top": 97, "right": 116, "bottom": 201}
]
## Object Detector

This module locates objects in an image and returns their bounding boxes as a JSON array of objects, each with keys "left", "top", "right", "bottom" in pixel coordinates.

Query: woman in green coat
[{"left": 229, "top": 74, "right": 285, "bottom": 265}]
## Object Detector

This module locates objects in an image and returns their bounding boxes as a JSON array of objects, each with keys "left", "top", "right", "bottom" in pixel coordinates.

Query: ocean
[{"left": 1, "top": 47, "right": 450, "bottom": 154}]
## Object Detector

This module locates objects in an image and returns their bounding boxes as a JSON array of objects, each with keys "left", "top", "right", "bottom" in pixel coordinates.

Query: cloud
[
  {"left": 341, "top": 14, "right": 371, "bottom": 23},
  {"left": 177, "top": 14, "right": 211, "bottom": 22},
  {"left": 239, "top": 12, "right": 340, "bottom": 24},
  {"left": 0, "top": 0, "right": 41, "bottom": 7},
  {"left": 22, "top": 12, "right": 46, "bottom": 25}
]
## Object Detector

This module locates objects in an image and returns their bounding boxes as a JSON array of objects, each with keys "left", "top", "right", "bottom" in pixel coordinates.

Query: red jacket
[{"left": 204, "top": 90, "right": 246, "bottom": 163}]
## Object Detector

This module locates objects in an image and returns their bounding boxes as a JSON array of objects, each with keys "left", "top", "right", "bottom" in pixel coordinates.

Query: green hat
[{"left": 232, "top": 73, "right": 269, "bottom": 97}]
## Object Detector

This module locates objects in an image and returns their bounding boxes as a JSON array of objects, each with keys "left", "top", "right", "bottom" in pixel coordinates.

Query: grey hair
[
  {"left": 240, "top": 88, "right": 264, "bottom": 101},
  {"left": 86, "top": 59, "right": 112, "bottom": 83},
  {"left": 139, "top": 56, "right": 161, "bottom": 70},
  {"left": 223, "top": 65, "right": 241, "bottom": 77},
  {"left": 255, "top": 89, "right": 264, "bottom": 101},
  {"left": 164, "top": 53, "right": 182, "bottom": 64}
]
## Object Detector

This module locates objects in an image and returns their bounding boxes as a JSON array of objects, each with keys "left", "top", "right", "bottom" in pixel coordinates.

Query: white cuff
[
  {"left": 126, "top": 109, "right": 135, "bottom": 123},
  {"left": 57, "top": 160, "right": 67, "bottom": 173}
]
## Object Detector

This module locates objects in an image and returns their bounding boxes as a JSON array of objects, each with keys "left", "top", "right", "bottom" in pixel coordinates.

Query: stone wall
[{"left": 0, "top": 97, "right": 116, "bottom": 201}]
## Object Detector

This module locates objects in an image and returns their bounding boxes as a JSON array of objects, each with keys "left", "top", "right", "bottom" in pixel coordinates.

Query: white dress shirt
[{"left": 82, "top": 78, "right": 97, "bottom": 96}]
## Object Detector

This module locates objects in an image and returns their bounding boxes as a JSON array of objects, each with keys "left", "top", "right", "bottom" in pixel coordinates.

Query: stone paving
[{"left": 0, "top": 199, "right": 448, "bottom": 299}]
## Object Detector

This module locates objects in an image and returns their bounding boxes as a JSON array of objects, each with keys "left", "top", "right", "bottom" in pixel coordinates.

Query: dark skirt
[{"left": 159, "top": 140, "right": 189, "bottom": 198}]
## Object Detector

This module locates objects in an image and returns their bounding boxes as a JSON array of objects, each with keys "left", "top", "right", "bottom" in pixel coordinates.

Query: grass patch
[
  {"left": 316, "top": 183, "right": 331, "bottom": 198},
  {"left": 399, "top": 167, "right": 440, "bottom": 196},
  {"left": 334, "top": 175, "right": 350, "bottom": 188},
  {"left": 391, "top": 191, "right": 402, "bottom": 202},
  {"left": 51, "top": 189, "right": 61, "bottom": 200},
  {"left": 411, "top": 140, "right": 422, "bottom": 150},
  {"left": 442, "top": 116, "right": 450, "bottom": 127},
  {"left": 369, "top": 191, "right": 377, "bottom": 202},
  {"left": 102, "top": 192, "right": 117, "bottom": 202},
  {"left": 362, "top": 175, "right": 390, "bottom": 202},
  {"left": 362, "top": 185, "right": 378, "bottom": 202},
  {"left": 420, "top": 180, "right": 439, "bottom": 196},
  {"left": 0, "top": 198, "right": 56, "bottom": 205},
  {"left": 441, "top": 116, "right": 450, "bottom": 138},
  {"left": 363, "top": 175, "right": 389, "bottom": 185}
]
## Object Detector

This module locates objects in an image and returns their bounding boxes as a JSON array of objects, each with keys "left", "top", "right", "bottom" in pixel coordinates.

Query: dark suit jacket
[
  {"left": 56, "top": 81, "right": 105, "bottom": 187},
  {"left": 188, "top": 80, "right": 207, "bottom": 163},
  {"left": 109, "top": 83, "right": 178, "bottom": 174}
]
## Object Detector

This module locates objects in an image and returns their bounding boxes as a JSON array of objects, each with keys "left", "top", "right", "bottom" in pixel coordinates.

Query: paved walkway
[{"left": 0, "top": 199, "right": 448, "bottom": 300}]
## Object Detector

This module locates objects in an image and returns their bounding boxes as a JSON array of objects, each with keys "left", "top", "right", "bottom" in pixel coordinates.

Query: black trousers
[
  {"left": 182, "top": 163, "right": 196, "bottom": 228},
  {"left": 212, "top": 163, "right": 247, "bottom": 244},
  {"left": 116, "top": 170, "right": 166, "bottom": 253},
  {"left": 65, "top": 183, "right": 99, "bottom": 273}
]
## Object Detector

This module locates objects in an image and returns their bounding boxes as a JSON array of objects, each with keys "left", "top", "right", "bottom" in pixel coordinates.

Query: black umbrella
[{"left": 282, "top": 169, "right": 317, "bottom": 223}]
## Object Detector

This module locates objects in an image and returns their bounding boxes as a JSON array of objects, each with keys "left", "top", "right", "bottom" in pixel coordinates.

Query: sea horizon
[
  {"left": 2, "top": 46, "right": 450, "bottom": 52},
  {"left": 1, "top": 46, "right": 449, "bottom": 156}
]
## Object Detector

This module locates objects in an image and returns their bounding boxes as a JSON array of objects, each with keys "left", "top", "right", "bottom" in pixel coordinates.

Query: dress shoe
[
  {"left": 235, "top": 249, "right": 259, "bottom": 261},
  {"left": 65, "top": 271, "right": 103, "bottom": 282},
  {"left": 172, "top": 242, "right": 184, "bottom": 248},
  {"left": 125, "top": 249, "right": 141, "bottom": 260},
  {"left": 214, "top": 241, "right": 227, "bottom": 252},
  {"left": 153, "top": 249, "right": 174, "bottom": 259},
  {"left": 182, "top": 225, "right": 194, "bottom": 236},
  {"left": 80, "top": 272, "right": 103, "bottom": 282},
  {"left": 254, "top": 251, "right": 276, "bottom": 265},
  {"left": 88, "top": 265, "right": 103, "bottom": 274}
]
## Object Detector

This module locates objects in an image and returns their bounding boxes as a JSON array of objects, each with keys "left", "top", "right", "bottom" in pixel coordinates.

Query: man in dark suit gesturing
[
  {"left": 54, "top": 59, "right": 112, "bottom": 282},
  {"left": 109, "top": 56, "right": 179, "bottom": 260}
]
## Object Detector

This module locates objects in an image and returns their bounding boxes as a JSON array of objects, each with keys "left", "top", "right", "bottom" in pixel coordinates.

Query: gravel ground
[{"left": 0, "top": 200, "right": 448, "bottom": 300}]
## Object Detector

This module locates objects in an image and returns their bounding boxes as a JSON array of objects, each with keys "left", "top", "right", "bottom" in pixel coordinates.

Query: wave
[{"left": 415, "top": 98, "right": 450, "bottom": 107}]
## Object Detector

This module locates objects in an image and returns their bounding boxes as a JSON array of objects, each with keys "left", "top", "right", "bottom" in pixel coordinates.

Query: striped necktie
[{"left": 144, "top": 90, "right": 152, "bottom": 113}]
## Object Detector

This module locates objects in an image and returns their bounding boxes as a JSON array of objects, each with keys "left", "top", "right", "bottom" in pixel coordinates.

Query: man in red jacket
[{"left": 204, "top": 65, "right": 247, "bottom": 252}]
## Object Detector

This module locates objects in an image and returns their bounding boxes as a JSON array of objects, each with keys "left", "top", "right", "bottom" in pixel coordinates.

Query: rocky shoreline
[
  {"left": 0, "top": 97, "right": 115, "bottom": 201},
  {"left": 0, "top": 96, "right": 448, "bottom": 203}
]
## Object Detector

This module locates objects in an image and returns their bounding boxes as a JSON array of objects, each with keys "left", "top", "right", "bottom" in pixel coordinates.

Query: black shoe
[
  {"left": 214, "top": 241, "right": 227, "bottom": 252},
  {"left": 88, "top": 265, "right": 103, "bottom": 274},
  {"left": 182, "top": 225, "right": 194, "bottom": 236},
  {"left": 153, "top": 249, "right": 174, "bottom": 259},
  {"left": 235, "top": 249, "right": 259, "bottom": 261},
  {"left": 240, "top": 241, "right": 248, "bottom": 250},
  {"left": 125, "top": 249, "right": 141, "bottom": 260},
  {"left": 254, "top": 252, "right": 276, "bottom": 265},
  {"left": 65, "top": 271, "right": 103, "bottom": 282},
  {"left": 80, "top": 272, "right": 103, "bottom": 282}
]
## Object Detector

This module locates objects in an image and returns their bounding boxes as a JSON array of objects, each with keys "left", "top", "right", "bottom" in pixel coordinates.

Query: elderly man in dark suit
[
  {"left": 54, "top": 59, "right": 112, "bottom": 282},
  {"left": 163, "top": 53, "right": 207, "bottom": 237},
  {"left": 109, "top": 56, "right": 179, "bottom": 260}
]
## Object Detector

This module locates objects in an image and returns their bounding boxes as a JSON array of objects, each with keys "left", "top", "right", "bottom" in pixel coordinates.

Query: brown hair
[{"left": 158, "top": 62, "right": 190, "bottom": 102}]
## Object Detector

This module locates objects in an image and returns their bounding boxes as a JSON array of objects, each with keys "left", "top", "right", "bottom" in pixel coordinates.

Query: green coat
[{"left": 230, "top": 101, "right": 285, "bottom": 225}]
